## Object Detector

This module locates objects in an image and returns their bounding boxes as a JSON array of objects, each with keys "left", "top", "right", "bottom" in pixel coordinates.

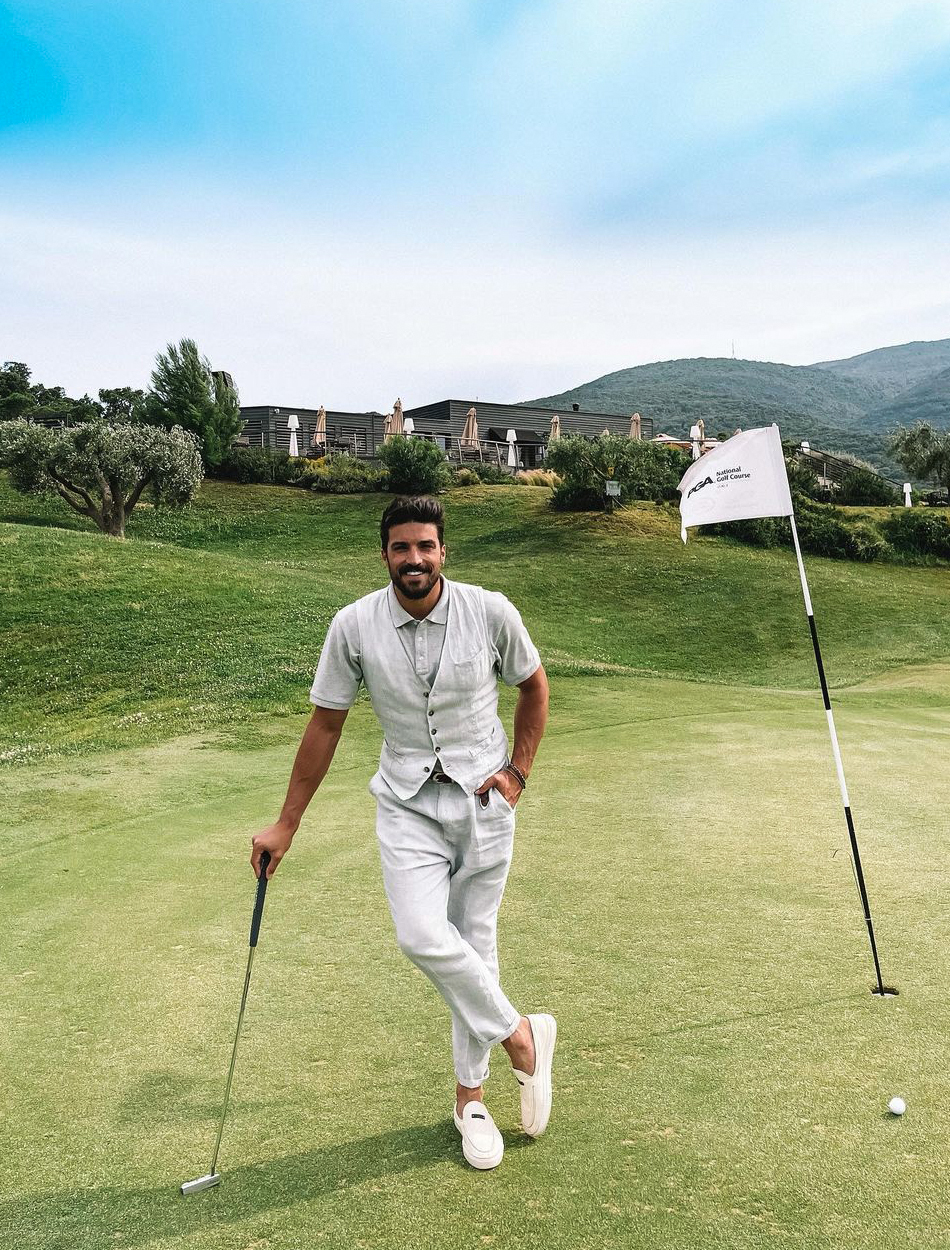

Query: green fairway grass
[
  {"left": 3, "top": 477, "right": 950, "bottom": 1247},
  {"left": 4, "top": 670, "right": 949, "bottom": 1249}
]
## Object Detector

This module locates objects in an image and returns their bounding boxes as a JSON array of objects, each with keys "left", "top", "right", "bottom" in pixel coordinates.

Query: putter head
[{"left": 180, "top": 1173, "right": 221, "bottom": 1196}]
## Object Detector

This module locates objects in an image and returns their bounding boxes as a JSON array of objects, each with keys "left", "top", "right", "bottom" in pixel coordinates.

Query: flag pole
[{"left": 787, "top": 509, "right": 891, "bottom": 996}]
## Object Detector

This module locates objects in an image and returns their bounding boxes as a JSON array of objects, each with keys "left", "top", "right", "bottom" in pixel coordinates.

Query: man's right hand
[{"left": 251, "top": 823, "right": 296, "bottom": 879}]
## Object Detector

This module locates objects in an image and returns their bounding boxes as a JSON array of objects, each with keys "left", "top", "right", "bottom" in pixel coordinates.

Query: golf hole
[{"left": 872, "top": 986, "right": 900, "bottom": 998}]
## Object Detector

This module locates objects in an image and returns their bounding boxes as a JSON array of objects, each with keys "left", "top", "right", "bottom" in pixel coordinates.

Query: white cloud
[
  {"left": 464, "top": 0, "right": 950, "bottom": 206},
  {"left": 2, "top": 202, "right": 948, "bottom": 411}
]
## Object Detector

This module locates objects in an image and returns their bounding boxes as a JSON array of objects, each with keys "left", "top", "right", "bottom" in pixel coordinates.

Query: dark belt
[{"left": 430, "top": 766, "right": 455, "bottom": 784}]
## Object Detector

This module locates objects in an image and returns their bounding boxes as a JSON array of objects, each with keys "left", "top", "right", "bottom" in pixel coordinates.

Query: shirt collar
[{"left": 388, "top": 576, "right": 449, "bottom": 628}]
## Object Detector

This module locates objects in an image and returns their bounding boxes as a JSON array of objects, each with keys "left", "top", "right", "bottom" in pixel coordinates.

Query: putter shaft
[{"left": 180, "top": 852, "right": 271, "bottom": 1196}]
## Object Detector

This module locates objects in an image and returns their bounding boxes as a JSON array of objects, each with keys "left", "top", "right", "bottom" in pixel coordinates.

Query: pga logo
[{"left": 686, "top": 475, "right": 713, "bottom": 499}]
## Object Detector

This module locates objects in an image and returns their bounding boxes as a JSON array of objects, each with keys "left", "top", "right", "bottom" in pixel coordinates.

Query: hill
[
  {"left": 524, "top": 357, "right": 901, "bottom": 473},
  {"left": 861, "top": 364, "right": 950, "bottom": 433},
  {"left": 2, "top": 477, "right": 949, "bottom": 764},
  {"left": 813, "top": 338, "right": 950, "bottom": 399}
]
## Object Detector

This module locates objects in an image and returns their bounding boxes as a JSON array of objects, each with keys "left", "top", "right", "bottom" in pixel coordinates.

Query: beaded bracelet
[{"left": 504, "top": 763, "right": 528, "bottom": 790}]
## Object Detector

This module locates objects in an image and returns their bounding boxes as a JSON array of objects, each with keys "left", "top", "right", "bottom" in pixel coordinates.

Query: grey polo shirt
[{"left": 310, "top": 578, "right": 541, "bottom": 709}]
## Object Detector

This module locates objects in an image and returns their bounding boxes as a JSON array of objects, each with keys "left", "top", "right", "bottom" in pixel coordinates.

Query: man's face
[{"left": 382, "top": 522, "right": 445, "bottom": 599}]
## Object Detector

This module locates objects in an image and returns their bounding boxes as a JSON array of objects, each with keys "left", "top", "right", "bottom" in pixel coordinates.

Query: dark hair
[{"left": 380, "top": 496, "right": 445, "bottom": 549}]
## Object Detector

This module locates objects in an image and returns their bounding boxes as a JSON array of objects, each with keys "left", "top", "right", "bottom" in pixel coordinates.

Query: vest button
[
  {"left": 423, "top": 765, "right": 430, "bottom": 772},
  {"left": 434, "top": 746, "right": 441, "bottom": 753},
  {"left": 428, "top": 710, "right": 434, "bottom": 716}
]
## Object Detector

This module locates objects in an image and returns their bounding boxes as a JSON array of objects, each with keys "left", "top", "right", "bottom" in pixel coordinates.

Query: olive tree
[{"left": 0, "top": 419, "right": 203, "bottom": 538}]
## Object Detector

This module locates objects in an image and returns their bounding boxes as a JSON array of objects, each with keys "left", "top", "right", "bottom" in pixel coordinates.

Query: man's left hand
[{"left": 475, "top": 770, "right": 523, "bottom": 809}]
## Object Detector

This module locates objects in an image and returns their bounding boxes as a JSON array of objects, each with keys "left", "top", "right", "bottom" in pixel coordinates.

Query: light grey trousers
[{"left": 370, "top": 771, "right": 521, "bottom": 1086}]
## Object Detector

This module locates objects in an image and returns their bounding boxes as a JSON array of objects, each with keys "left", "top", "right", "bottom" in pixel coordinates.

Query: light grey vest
[{"left": 355, "top": 578, "right": 509, "bottom": 799}]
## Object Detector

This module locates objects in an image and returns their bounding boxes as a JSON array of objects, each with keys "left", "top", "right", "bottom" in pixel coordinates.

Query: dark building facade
[
  {"left": 238, "top": 406, "right": 389, "bottom": 456},
  {"left": 238, "top": 399, "right": 653, "bottom": 464}
]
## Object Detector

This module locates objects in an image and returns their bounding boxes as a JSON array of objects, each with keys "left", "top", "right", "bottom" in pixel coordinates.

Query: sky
[{"left": 2, "top": 0, "right": 950, "bottom": 409}]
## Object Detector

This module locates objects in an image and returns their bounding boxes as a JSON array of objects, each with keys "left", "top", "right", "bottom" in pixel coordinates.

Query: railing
[
  {"left": 302, "top": 433, "right": 525, "bottom": 471},
  {"left": 792, "top": 445, "right": 902, "bottom": 496}
]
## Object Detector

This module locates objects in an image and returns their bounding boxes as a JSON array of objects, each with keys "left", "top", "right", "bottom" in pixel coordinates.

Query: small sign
[{"left": 605, "top": 480, "right": 621, "bottom": 497}]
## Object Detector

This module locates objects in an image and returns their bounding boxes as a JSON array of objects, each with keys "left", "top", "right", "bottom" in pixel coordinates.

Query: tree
[
  {"left": 148, "top": 339, "right": 242, "bottom": 468},
  {"left": 890, "top": 423, "right": 950, "bottom": 498},
  {"left": 0, "top": 362, "right": 36, "bottom": 421},
  {"left": 0, "top": 419, "right": 203, "bottom": 538},
  {"left": 0, "top": 362, "right": 100, "bottom": 425},
  {"left": 99, "top": 386, "right": 148, "bottom": 424}
]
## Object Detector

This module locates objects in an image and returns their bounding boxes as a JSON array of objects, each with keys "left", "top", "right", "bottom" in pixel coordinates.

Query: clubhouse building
[{"left": 238, "top": 399, "right": 654, "bottom": 469}]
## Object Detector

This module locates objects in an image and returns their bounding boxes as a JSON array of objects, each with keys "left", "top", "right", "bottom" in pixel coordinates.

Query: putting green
[{"left": 4, "top": 668, "right": 949, "bottom": 1249}]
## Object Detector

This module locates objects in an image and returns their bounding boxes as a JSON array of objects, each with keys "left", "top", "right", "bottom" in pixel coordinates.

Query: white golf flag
[{"left": 677, "top": 424, "right": 793, "bottom": 542}]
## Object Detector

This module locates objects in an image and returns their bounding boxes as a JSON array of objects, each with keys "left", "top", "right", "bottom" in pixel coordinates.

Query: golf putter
[{"left": 181, "top": 849, "right": 272, "bottom": 1196}]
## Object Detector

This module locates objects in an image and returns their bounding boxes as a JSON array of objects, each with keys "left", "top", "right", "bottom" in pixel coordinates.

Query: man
[{"left": 251, "top": 495, "right": 555, "bottom": 1171}]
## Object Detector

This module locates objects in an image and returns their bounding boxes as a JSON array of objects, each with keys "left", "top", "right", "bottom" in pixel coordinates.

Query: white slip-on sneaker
[
  {"left": 512, "top": 1013, "right": 557, "bottom": 1137},
  {"left": 453, "top": 1100, "right": 504, "bottom": 1170}
]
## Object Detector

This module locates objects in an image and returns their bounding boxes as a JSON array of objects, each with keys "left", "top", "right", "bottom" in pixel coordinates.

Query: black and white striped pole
[{"left": 788, "top": 511, "right": 895, "bottom": 997}]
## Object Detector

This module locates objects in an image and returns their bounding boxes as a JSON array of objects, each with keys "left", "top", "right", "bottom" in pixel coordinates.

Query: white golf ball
[{"left": 888, "top": 1097, "right": 906, "bottom": 1116}]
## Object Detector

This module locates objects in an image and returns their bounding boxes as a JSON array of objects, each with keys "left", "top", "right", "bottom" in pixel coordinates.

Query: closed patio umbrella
[
  {"left": 506, "top": 428, "right": 518, "bottom": 468},
  {"left": 311, "top": 405, "right": 327, "bottom": 451},
  {"left": 390, "top": 398, "right": 404, "bottom": 436},
  {"left": 461, "top": 406, "right": 479, "bottom": 449},
  {"left": 549, "top": 413, "right": 561, "bottom": 442},
  {"left": 629, "top": 412, "right": 642, "bottom": 440}
]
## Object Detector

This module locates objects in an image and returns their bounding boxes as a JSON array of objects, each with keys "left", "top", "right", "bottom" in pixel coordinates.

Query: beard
[{"left": 389, "top": 562, "right": 441, "bottom": 600}]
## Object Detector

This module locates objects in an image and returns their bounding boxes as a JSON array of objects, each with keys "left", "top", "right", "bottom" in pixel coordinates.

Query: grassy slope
[{"left": 3, "top": 477, "right": 950, "bottom": 764}]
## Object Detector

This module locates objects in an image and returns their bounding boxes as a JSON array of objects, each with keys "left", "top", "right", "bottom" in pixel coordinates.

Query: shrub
[
  {"left": 213, "top": 446, "right": 307, "bottom": 485},
  {"left": 835, "top": 467, "right": 901, "bottom": 507},
  {"left": 546, "top": 434, "right": 688, "bottom": 511},
  {"left": 375, "top": 437, "right": 452, "bottom": 494},
  {"left": 845, "top": 522, "right": 890, "bottom": 562},
  {"left": 795, "top": 501, "right": 883, "bottom": 561},
  {"left": 710, "top": 500, "right": 887, "bottom": 562},
  {"left": 881, "top": 510, "right": 950, "bottom": 559},
  {"left": 784, "top": 455, "right": 825, "bottom": 500},
  {"left": 302, "top": 456, "right": 388, "bottom": 494},
  {"left": 459, "top": 459, "right": 513, "bottom": 485},
  {"left": 515, "top": 468, "right": 560, "bottom": 487},
  {"left": 452, "top": 467, "right": 481, "bottom": 486},
  {"left": 708, "top": 514, "right": 789, "bottom": 548}
]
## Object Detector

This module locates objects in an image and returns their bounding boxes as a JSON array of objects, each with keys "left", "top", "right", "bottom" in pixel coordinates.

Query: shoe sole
[
  {"left": 454, "top": 1111, "right": 504, "bottom": 1170},
  {"left": 522, "top": 1014, "right": 557, "bottom": 1138}
]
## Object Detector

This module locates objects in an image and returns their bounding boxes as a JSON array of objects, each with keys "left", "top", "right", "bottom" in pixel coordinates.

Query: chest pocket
[{"left": 449, "top": 646, "right": 492, "bottom": 691}]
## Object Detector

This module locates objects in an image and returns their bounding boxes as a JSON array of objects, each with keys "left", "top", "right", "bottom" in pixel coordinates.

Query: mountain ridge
[{"left": 521, "top": 338, "right": 950, "bottom": 473}]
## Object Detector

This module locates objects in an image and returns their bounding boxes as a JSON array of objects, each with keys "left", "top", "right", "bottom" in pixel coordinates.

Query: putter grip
[{"left": 250, "top": 851, "right": 271, "bottom": 947}]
